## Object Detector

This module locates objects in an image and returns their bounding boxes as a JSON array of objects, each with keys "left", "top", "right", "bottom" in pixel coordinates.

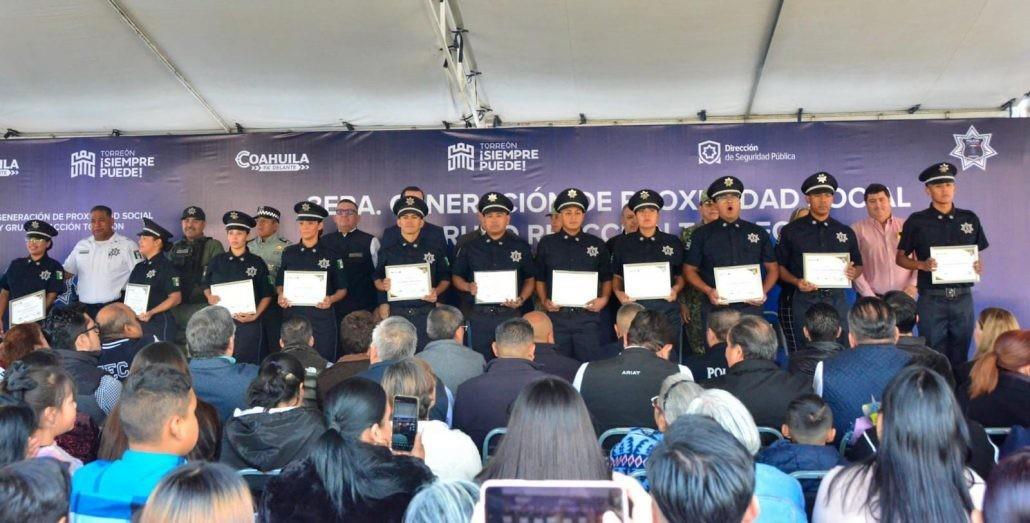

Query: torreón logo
[
  {"left": 235, "top": 150, "right": 311, "bottom": 172},
  {"left": 70, "top": 150, "right": 96, "bottom": 178},
  {"left": 70, "top": 149, "right": 154, "bottom": 178},
  {"left": 446, "top": 141, "right": 540, "bottom": 173}
]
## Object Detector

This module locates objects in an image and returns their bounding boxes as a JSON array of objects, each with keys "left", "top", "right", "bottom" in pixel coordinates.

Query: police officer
[
  {"left": 534, "top": 188, "right": 612, "bottom": 361},
  {"left": 322, "top": 198, "right": 379, "bottom": 322},
  {"left": 679, "top": 190, "right": 718, "bottom": 354},
  {"left": 0, "top": 221, "right": 64, "bottom": 334},
  {"left": 169, "top": 206, "right": 225, "bottom": 342},
  {"left": 276, "top": 201, "right": 348, "bottom": 361},
  {"left": 896, "top": 162, "right": 988, "bottom": 367},
  {"left": 776, "top": 172, "right": 863, "bottom": 349},
  {"left": 381, "top": 186, "right": 451, "bottom": 257},
  {"left": 610, "top": 189, "right": 686, "bottom": 359},
  {"left": 201, "top": 211, "right": 275, "bottom": 365},
  {"left": 248, "top": 205, "right": 290, "bottom": 354},
  {"left": 127, "top": 219, "right": 182, "bottom": 341},
  {"left": 452, "top": 192, "right": 536, "bottom": 360},
  {"left": 684, "top": 177, "right": 779, "bottom": 343},
  {"left": 63, "top": 205, "right": 142, "bottom": 318},
  {"left": 374, "top": 196, "right": 451, "bottom": 351}
]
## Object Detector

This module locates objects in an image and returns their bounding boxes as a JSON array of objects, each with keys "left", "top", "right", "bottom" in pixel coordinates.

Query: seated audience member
[
  {"left": 684, "top": 389, "right": 807, "bottom": 523},
  {"left": 97, "top": 303, "right": 158, "bottom": 380},
  {"left": 0, "top": 322, "right": 49, "bottom": 377},
  {"left": 383, "top": 358, "right": 481, "bottom": 481},
  {"left": 71, "top": 366, "right": 198, "bottom": 522},
  {"left": 647, "top": 415, "right": 760, "bottom": 523},
  {"left": 260, "top": 377, "right": 434, "bottom": 522},
  {"left": 403, "top": 479, "right": 479, "bottom": 523},
  {"left": 814, "top": 366, "right": 986, "bottom": 523},
  {"left": 477, "top": 377, "right": 610, "bottom": 482},
  {"left": 185, "top": 306, "right": 258, "bottom": 421},
  {"left": 610, "top": 373, "right": 703, "bottom": 490},
  {"left": 883, "top": 290, "right": 954, "bottom": 386},
  {"left": 2, "top": 362, "right": 80, "bottom": 473},
  {"left": 683, "top": 307, "right": 740, "bottom": 381},
  {"left": 0, "top": 458, "right": 70, "bottom": 523},
  {"left": 42, "top": 306, "right": 120, "bottom": 423},
  {"left": 523, "top": 311, "right": 581, "bottom": 382},
  {"left": 575, "top": 310, "right": 692, "bottom": 435},
  {"left": 453, "top": 318, "right": 550, "bottom": 447},
  {"left": 279, "top": 315, "right": 328, "bottom": 408},
  {"left": 815, "top": 297, "right": 911, "bottom": 440},
  {"left": 703, "top": 315, "right": 812, "bottom": 428},
  {"left": 956, "top": 307, "right": 1020, "bottom": 388},
  {"left": 975, "top": 448, "right": 1030, "bottom": 523},
  {"left": 189, "top": 400, "right": 222, "bottom": 463},
  {"left": 787, "top": 303, "right": 844, "bottom": 380},
  {"left": 0, "top": 398, "right": 38, "bottom": 468},
  {"left": 415, "top": 305, "right": 484, "bottom": 392},
  {"left": 961, "top": 329, "right": 1030, "bottom": 428},
  {"left": 221, "top": 352, "right": 326, "bottom": 472},
  {"left": 139, "top": 462, "right": 253, "bottom": 523},
  {"left": 597, "top": 302, "right": 646, "bottom": 361},
  {"left": 316, "top": 310, "right": 377, "bottom": 405}
]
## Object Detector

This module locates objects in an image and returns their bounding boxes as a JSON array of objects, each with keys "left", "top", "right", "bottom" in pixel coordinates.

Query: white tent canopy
[{"left": 1, "top": 0, "right": 1027, "bottom": 136}]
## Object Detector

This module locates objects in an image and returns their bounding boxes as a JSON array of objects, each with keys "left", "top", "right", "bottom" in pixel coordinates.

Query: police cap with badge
[
  {"left": 138, "top": 218, "right": 174, "bottom": 248},
  {"left": 24, "top": 220, "right": 58, "bottom": 242},
  {"left": 627, "top": 189, "right": 664, "bottom": 212},
  {"left": 181, "top": 206, "right": 206, "bottom": 221},
  {"left": 393, "top": 195, "right": 429, "bottom": 218},
  {"left": 255, "top": 205, "right": 281, "bottom": 222},
  {"left": 477, "top": 192, "right": 514, "bottom": 214},
  {"left": 293, "top": 201, "right": 329, "bottom": 221},
  {"left": 919, "top": 162, "right": 957, "bottom": 185},
  {"left": 553, "top": 187, "right": 589, "bottom": 213},
  {"left": 801, "top": 172, "right": 838, "bottom": 195},
  {"left": 707, "top": 176, "right": 744, "bottom": 200},
  {"left": 223, "top": 210, "right": 256, "bottom": 232}
]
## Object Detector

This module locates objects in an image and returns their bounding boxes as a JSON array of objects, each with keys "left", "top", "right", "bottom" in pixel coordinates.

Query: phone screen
[
  {"left": 391, "top": 395, "right": 419, "bottom": 452},
  {"left": 483, "top": 482, "right": 628, "bottom": 522}
]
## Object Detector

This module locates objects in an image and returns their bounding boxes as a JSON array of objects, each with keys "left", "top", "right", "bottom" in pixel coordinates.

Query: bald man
[
  {"left": 96, "top": 303, "right": 158, "bottom": 380},
  {"left": 524, "top": 311, "right": 583, "bottom": 382}
]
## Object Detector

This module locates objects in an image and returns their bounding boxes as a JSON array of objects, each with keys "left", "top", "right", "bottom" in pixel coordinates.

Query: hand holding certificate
[
  {"left": 210, "top": 280, "right": 257, "bottom": 315},
  {"left": 551, "top": 270, "right": 599, "bottom": 307},
  {"left": 474, "top": 270, "right": 517, "bottom": 304},
  {"left": 10, "top": 291, "right": 45, "bottom": 325},
  {"left": 623, "top": 262, "right": 672, "bottom": 300},
  {"left": 714, "top": 265, "right": 765, "bottom": 304},
  {"left": 930, "top": 245, "right": 980, "bottom": 284},
  {"left": 803, "top": 253, "right": 851, "bottom": 289},
  {"left": 124, "top": 284, "right": 151, "bottom": 316},
  {"left": 385, "top": 263, "right": 432, "bottom": 302},
  {"left": 283, "top": 270, "right": 328, "bottom": 306}
]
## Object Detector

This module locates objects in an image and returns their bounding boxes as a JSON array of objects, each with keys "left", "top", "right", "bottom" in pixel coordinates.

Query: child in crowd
[
  {"left": 139, "top": 461, "right": 253, "bottom": 523},
  {"left": 758, "top": 394, "right": 846, "bottom": 503},
  {"left": 1, "top": 362, "right": 80, "bottom": 473},
  {"left": 0, "top": 458, "right": 70, "bottom": 523}
]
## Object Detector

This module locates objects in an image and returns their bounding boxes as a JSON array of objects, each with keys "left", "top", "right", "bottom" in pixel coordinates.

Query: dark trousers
[
  {"left": 141, "top": 311, "right": 176, "bottom": 343},
  {"left": 286, "top": 307, "right": 338, "bottom": 361},
  {"left": 391, "top": 304, "right": 434, "bottom": 352},
  {"left": 232, "top": 320, "right": 264, "bottom": 366},
  {"left": 917, "top": 289, "right": 974, "bottom": 368},
  {"left": 638, "top": 299, "right": 684, "bottom": 364},
  {"left": 792, "top": 289, "right": 850, "bottom": 348},
  {"left": 468, "top": 306, "right": 519, "bottom": 361},
  {"left": 549, "top": 308, "right": 601, "bottom": 361},
  {"left": 262, "top": 302, "right": 285, "bottom": 356}
]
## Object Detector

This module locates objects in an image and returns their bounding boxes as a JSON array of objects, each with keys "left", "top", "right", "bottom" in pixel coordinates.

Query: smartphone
[
  {"left": 391, "top": 395, "right": 419, "bottom": 452},
  {"left": 480, "top": 480, "right": 630, "bottom": 523}
]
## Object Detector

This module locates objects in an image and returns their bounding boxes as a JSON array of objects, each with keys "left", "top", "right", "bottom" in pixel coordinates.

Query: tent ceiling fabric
[{"left": 0, "top": 0, "right": 1026, "bottom": 134}]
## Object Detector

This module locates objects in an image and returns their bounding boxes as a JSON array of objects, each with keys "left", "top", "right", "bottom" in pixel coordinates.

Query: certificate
[
  {"left": 210, "top": 279, "right": 257, "bottom": 315},
  {"left": 385, "top": 263, "right": 432, "bottom": 302},
  {"left": 931, "top": 245, "right": 980, "bottom": 284},
  {"left": 551, "top": 270, "right": 599, "bottom": 307},
  {"left": 474, "top": 270, "right": 517, "bottom": 304},
  {"left": 714, "top": 264, "right": 765, "bottom": 304},
  {"left": 10, "top": 291, "right": 45, "bottom": 325},
  {"left": 803, "top": 253, "right": 851, "bottom": 289},
  {"left": 283, "top": 270, "right": 327, "bottom": 306},
  {"left": 623, "top": 262, "right": 672, "bottom": 300},
  {"left": 124, "top": 284, "right": 151, "bottom": 316}
]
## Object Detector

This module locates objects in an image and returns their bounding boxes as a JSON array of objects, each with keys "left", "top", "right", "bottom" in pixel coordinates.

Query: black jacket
[
  {"left": 703, "top": 358, "right": 813, "bottom": 428},
  {"left": 533, "top": 343, "right": 580, "bottom": 382},
  {"left": 960, "top": 371, "right": 1030, "bottom": 428},
  {"left": 895, "top": 336, "right": 955, "bottom": 389},
  {"left": 55, "top": 349, "right": 107, "bottom": 425},
  {"left": 220, "top": 407, "right": 326, "bottom": 472},
  {"left": 787, "top": 341, "right": 844, "bottom": 379}
]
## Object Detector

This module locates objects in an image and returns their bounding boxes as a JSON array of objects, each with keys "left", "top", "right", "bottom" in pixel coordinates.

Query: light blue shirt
[{"left": 71, "top": 449, "right": 185, "bottom": 522}]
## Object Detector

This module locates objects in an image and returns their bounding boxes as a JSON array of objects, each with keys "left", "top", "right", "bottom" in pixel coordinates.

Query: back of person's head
[
  {"left": 706, "top": 307, "right": 742, "bottom": 344},
  {"left": 340, "top": 310, "right": 377, "bottom": 355},
  {"left": 426, "top": 305, "right": 463, "bottom": 342},
  {"left": 726, "top": 316, "right": 777, "bottom": 361},
  {"left": 626, "top": 309, "right": 675, "bottom": 352},
  {"left": 492, "top": 318, "right": 535, "bottom": 359},
  {"left": 280, "top": 315, "right": 314, "bottom": 348},
  {"left": 522, "top": 311, "right": 554, "bottom": 343},
  {"left": 1, "top": 362, "right": 73, "bottom": 429},
  {"left": 683, "top": 389, "right": 761, "bottom": 456},
  {"left": 15, "top": 350, "right": 60, "bottom": 369},
  {"left": 980, "top": 448, "right": 1030, "bottom": 523},
  {"left": 0, "top": 399, "right": 37, "bottom": 468},
  {"left": 615, "top": 302, "right": 646, "bottom": 335},
  {"left": 784, "top": 394, "right": 834, "bottom": 445},
  {"left": 969, "top": 329, "right": 1030, "bottom": 399},
  {"left": 186, "top": 306, "right": 235, "bottom": 358},
  {"left": 140, "top": 462, "right": 253, "bottom": 523},
  {"left": 655, "top": 373, "right": 705, "bottom": 427},
  {"left": 371, "top": 316, "right": 417, "bottom": 361},
  {"left": 649, "top": 414, "right": 757, "bottom": 523},
  {"left": 322, "top": 377, "right": 388, "bottom": 440},
  {"left": 847, "top": 297, "right": 897, "bottom": 344},
  {"left": 247, "top": 352, "right": 305, "bottom": 409},
  {"left": 96, "top": 303, "right": 139, "bottom": 341},
  {"left": 120, "top": 365, "right": 197, "bottom": 454},
  {"left": 403, "top": 479, "right": 479, "bottom": 523},
  {"left": 0, "top": 323, "right": 47, "bottom": 368},
  {"left": 803, "top": 303, "right": 841, "bottom": 342},
  {"left": 975, "top": 307, "right": 1021, "bottom": 359},
  {"left": 477, "top": 377, "right": 609, "bottom": 482},
  {"left": 0, "top": 458, "right": 70, "bottom": 523},
  {"left": 882, "top": 291, "right": 918, "bottom": 334},
  {"left": 40, "top": 305, "right": 89, "bottom": 351},
  {"left": 382, "top": 358, "right": 435, "bottom": 421},
  {"left": 130, "top": 341, "right": 188, "bottom": 375},
  {"left": 186, "top": 400, "right": 221, "bottom": 462}
]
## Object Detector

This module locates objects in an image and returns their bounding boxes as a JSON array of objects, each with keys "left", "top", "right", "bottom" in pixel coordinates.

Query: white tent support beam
[
  {"left": 105, "top": 0, "right": 231, "bottom": 132},
  {"left": 427, "top": 0, "right": 489, "bottom": 128},
  {"left": 745, "top": 0, "right": 786, "bottom": 118}
]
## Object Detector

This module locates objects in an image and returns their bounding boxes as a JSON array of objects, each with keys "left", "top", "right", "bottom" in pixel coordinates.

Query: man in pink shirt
[{"left": 851, "top": 184, "right": 917, "bottom": 298}]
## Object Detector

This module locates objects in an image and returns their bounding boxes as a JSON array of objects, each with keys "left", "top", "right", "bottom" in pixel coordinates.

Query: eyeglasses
[
  {"left": 335, "top": 209, "right": 358, "bottom": 217},
  {"left": 79, "top": 324, "right": 100, "bottom": 338},
  {"left": 26, "top": 238, "right": 48, "bottom": 244},
  {"left": 651, "top": 395, "right": 662, "bottom": 410}
]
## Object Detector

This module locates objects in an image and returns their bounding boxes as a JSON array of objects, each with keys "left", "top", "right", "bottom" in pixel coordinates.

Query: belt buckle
[{"left": 945, "top": 288, "right": 957, "bottom": 299}]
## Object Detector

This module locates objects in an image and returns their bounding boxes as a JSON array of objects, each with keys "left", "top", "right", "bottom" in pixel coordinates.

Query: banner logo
[
  {"left": 950, "top": 125, "right": 997, "bottom": 171},
  {"left": 0, "top": 158, "right": 19, "bottom": 177},
  {"left": 698, "top": 140, "right": 722, "bottom": 165},
  {"left": 70, "top": 150, "right": 96, "bottom": 178},
  {"left": 446, "top": 141, "right": 540, "bottom": 173},
  {"left": 697, "top": 139, "right": 795, "bottom": 165},
  {"left": 447, "top": 143, "right": 476, "bottom": 171},
  {"left": 235, "top": 150, "right": 310, "bottom": 172}
]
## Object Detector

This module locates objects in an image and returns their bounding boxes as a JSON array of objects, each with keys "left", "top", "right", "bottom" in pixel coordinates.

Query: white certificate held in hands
[
  {"left": 623, "top": 262, "right": 672, "bottom": 300},
  {"left": 10, "top": 290, "right": 45, "bottom": 325},
  {"left": 386, "top": 263, "right": 432, "bottom": 302},
  {"left": 714, "top": 264, "right": 765, "bottom": 304},
  {"left": 803, "top": 253, "right": 851, "bottom": 289},
  {"left": 123, "top": 284, "right": 151, "bottom": 316},
  {"left": 474, "top": 270, "right": 517, "bottom": 304},
  {"left": 210, "top": 279, "right": 257, "bottom": 315},
  {"left": 283, "top": 270, "right": 328, "bottom": 306},
  {"left": 931, "top": 245, "right": 980, "bottom": 285},
  {"left": 551, "top": 270, "right": 599, "bottom": 307}
]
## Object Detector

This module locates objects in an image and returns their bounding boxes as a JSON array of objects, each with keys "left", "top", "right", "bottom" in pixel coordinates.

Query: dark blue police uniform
[
  {"left": 127, "top": 219, "right": 181, "bottom": 342},
  {"left": 0, "top": 221, "right": 64, "bottom": 328}
]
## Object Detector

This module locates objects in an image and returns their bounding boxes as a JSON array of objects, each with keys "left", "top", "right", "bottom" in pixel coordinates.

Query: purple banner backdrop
[{"left": 0, "top": 118, "right": 1027, "bottom": 319}]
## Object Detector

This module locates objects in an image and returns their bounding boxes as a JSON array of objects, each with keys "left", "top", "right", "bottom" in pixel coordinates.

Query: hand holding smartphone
[{"left": 391, "top": 395, "right": 420, "bottom": 453}]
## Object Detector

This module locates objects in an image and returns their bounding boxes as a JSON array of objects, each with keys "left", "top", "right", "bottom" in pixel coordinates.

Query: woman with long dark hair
[
  {"left": 260, "top": 377, "right": 434, "bottom": 522},
  {"left": 814, "top": 366, "right": 985, "bottom": 522},
  {"left": 961, "top": 329, "right": 1029, "bottom": 428}
]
